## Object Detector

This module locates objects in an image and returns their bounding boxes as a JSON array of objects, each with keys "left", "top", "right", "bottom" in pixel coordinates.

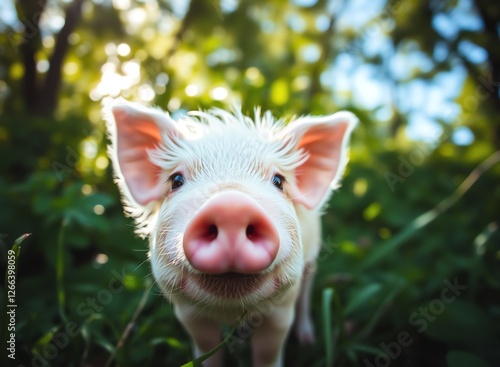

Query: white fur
[{"left": 104, "top": 99, "right": 357, "bottom": 367}]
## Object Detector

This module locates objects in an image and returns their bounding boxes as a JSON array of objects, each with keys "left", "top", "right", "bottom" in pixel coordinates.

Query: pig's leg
[
  {"left": 175, "top": 307, "right": 223, "bottom": 367},
  {"left": 251, "top": 297, "right": 296, "bottom": 367},
  {"left": 295, "top": 260, "right": 316, "bottom": 344}
]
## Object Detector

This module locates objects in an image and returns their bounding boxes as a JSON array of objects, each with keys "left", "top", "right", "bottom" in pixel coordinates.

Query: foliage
[{"left": 1, "top": 0, "right": 500, "bottom": 366}]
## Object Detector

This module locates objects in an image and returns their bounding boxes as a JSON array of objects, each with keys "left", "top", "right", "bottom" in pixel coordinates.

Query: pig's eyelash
[
  {"left": 276, "top": 174, "right": 287, "bottom": 183},
  {"left": 166, "top": 172, "right": 183, "bottom": 182}
]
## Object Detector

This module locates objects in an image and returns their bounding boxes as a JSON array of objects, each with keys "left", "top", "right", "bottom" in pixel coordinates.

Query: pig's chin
[
  {"left": 178, "top": 269, "right": 291, "bottom": 309},
  {"left": 193, "top": 272, "right": 269, "bottom": 299}
]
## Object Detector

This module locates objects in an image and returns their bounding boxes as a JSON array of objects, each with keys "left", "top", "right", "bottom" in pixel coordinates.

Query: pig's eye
[
  {"left": 170, "top": 173, "right": 185, "bottom": 190},
  {"left": 272, "top": 174, "right": 285, "bottom": 191}
]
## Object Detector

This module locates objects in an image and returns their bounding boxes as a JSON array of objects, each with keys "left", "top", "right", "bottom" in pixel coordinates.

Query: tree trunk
[
  {"left": 17, "top": 0, "right": 47, "bottom": 113},
  {"left": 41, "top": 0, "right": 85, "bottom": 116},
  {"left": 474, "top": 0, "right": 500, "bottom": 146}
]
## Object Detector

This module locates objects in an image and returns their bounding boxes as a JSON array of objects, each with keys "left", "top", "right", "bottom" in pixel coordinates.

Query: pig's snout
[{"left": 183, "top": 191, "right": 279, "bottom": 274}]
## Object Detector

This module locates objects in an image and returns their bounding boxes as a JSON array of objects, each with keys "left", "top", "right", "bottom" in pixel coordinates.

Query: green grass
[{"left": 2, "top": 151, "right": 500, "bottom": 366}]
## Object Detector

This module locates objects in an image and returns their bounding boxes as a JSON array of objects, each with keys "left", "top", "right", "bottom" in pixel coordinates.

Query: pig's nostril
[
  {"left": 207, "top": 224, "right": 218, "bottom": 240},
  {"left": 183, "top": 191, "right": 280, "bottom": 274},
  {"left": 246, "top": 224, "right": 256, "bottom": 239}
]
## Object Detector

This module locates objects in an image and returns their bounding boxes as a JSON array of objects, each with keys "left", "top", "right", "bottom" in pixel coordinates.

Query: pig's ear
[
  {"left": 284, "top": 111, "right": 357, "bottom": 210},
  {"left": 105, "top": 99, "right": 178, "bottom": 207}
]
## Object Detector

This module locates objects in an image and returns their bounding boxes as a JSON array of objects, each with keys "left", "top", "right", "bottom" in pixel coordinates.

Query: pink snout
[{"left": 183, "top": 191, "right": 279, "bottom": 274}]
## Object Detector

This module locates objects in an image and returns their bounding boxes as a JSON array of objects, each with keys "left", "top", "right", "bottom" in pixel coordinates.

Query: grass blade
[
  {"left": 469, "top": 222, "right": 498, "bottom": 299},
  {"left": 180, "top": 312, "right": 247, "bottom": 367},
  {"left": 57, "top": 218, "right": 69, "bottom": 323},
  {"left": 104, "top": 280, "right": 151, "bottom": 367},
  {"left": 322, "top": 288, "right": 334, "bottom": 367},
  {"left": 352, "top": 280, "right": 403, "bottom": 342},
  {"left": 349, "top": 343, "right": 383, "bottom": 355},
  {"left": 31, "top": 324, "right": 61, "bottom": 357},
  {"left": 359, "top": 151, "right": 500, "bottom": 271}
]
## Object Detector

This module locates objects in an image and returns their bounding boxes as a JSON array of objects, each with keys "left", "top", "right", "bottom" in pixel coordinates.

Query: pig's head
[{"left": 106, "top": 99, "right": 356, "bottom": 313}]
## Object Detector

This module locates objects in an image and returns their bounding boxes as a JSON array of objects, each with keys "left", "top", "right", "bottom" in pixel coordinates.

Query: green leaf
[
  {"left": 165, "top": 337, "right": 186, "bottom": 349},
  {"left": 425, "top": 300, "right": 497, "bottom": 346},
  {"left": 344, "top": 283, "right": 382, "bottom": 316},
  {"left": 363, "top": 202, "right": 382, "bottom": 221},
  {"left": 446, "top": 350, "right": 491, "bottom": 367}
]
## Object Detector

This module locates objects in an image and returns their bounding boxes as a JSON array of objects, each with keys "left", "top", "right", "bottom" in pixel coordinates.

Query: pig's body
[{"left": 105, "top": 100, "right": 357, "bottom": 367}]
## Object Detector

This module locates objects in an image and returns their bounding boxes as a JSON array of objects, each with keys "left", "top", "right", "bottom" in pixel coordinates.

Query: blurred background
[{"left": 1, "top": 0, "right": 499, "bottom": 366}]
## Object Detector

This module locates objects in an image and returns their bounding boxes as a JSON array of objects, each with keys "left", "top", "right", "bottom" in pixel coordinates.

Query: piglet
[{"left": 105, "top": 99, "right": 357, "bottom": 367}]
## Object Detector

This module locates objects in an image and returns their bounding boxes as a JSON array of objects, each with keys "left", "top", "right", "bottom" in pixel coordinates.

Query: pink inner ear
[
  {"left": 293, "top": 121, "right": 350, "bottom": 210},
  {"left": 113, "top": 108, "right": 165, "bottom": 206}
]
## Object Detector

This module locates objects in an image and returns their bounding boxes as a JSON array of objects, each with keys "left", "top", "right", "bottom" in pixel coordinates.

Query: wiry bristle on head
[{"left": 104, "top": 101, "right": 311, "bottom": 237}]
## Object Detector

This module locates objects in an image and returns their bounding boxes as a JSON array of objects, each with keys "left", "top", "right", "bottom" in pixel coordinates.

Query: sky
[
  {"left": 0, "top": 0, "right": 17, "bottom": 28},
  {"left": 0, "top": 0, "right": 483, "bottom": 146}
]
